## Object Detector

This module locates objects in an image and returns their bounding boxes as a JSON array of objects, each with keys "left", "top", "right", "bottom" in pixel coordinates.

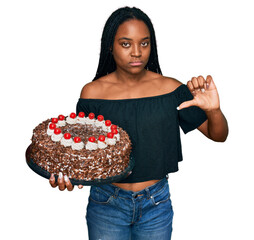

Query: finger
[
  {"left": 197, "top": 76, "right": 205, "bottom": 92},
  {"left": 177, "top": 99, "right": 197, "bottom": 110},
  {"left": 58, "top": 172, "right": 66, "bottom": 191},
  {"left": 187, "top": 80, "right": 195, "bottom": 93},
  {"left": 49, "top": 174, "right": 57, "bottom": 188},
  {"left": 191, "top": 77, "right": 199, "bottom": 90},
  {"left": 64, "top": 175, "right": 74, "bottom": 191},
  {"left": 206, "top": 75, "right": 215, "bottom": 89},
  {"left": 78, "top": 185, "right": 83, "bottom": 189}
]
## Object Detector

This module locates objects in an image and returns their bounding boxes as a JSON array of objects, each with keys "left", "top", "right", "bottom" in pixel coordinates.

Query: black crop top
[{"left": 76, "top": 84, "right": 207, "bottom": 183}]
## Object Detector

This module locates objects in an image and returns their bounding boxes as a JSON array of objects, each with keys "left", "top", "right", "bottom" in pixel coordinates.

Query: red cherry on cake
[
  {"left": 97, "top": 115, "right": 104, "bottom": 121},
  {"left": 89, "top": 113, "right": 95, "bottom": 119},
  {"left": 70, "top": 112, "right": 76, "bottom": 119},
  {"left": 105, "top": 120, "right": 111, "bottom": 126},
  {"left": 98, "top": 135, "right": 105, "bottom": 141},
  {"left": 107, "top": 132, "right": 114, "bottom": 138},
  {"left": 112, "top": 129, "right": 118, "bottom": 134},
  {"left": 49, "top": 123, "right": 56, "bottom": 130},
  {"left": 111, "top": 124, "right": 117, "bottom": 130},
  {"left": 78, "top": 112, "right": 85, "bottom": 118},
  {"left": 54, "top": 128, "right": 61, "bottom": 135},
  {"left": 51, "top": 118, "right": 58, "bottom": 124},
  {"left": 89, "top": 136, "right": 96, "bottom": 142},
  {"left": 58, "top": 115, "right": 65, "bottom": 121},
  {"left": 64, "top": 133, "right": 71, "bottom": 139},
  {"left": 74, "top": 137, "right": 81, "bottom": 143}
]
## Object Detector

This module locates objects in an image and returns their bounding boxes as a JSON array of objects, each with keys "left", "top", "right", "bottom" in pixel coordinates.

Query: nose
[{"left": 131, "top": 44, "right": 141, "bottom": 58}]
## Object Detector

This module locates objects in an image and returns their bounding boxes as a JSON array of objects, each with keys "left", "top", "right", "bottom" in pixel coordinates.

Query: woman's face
[{"left": 112, "top": 19, "right": 151, "bottom": 75}]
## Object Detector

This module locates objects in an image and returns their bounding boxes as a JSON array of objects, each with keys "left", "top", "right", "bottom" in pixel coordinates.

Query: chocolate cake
[{"left": 30, "top": 112, "right": 132, "bottom": 181}]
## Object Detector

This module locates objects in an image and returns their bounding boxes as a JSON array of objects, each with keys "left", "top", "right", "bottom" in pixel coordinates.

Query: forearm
[{"left": 205, "top": 108, "right": 228, "bottom": 142}]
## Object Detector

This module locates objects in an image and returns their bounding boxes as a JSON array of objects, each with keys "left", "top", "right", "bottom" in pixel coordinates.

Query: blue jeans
[{"left": 86, "top": 177, "right": 174, "bottom": 240}]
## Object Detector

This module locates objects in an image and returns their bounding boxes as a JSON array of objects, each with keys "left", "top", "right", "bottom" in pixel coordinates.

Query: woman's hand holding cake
[{"left": 49, "top": 173, "right": 83, "bottom": 191}]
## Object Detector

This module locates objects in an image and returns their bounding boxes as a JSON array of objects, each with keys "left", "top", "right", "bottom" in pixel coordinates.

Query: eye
[
  {"left": 141, "top": 42, "right": 149, "bottom": 47},
  {"left": 121, "top": 42, "right": 130, "bottom": 48}
]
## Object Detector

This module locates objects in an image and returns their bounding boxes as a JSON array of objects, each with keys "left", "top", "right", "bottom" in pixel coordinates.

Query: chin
[{"left": 128, "top": 67, "right": 146, "bottom": 75}]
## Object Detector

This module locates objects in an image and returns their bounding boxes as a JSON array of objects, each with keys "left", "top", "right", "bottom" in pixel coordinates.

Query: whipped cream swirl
[
  {"left": 71, "top": 141, "right": 85, "bottom": 150},
  {"left": 57, "top": 120, "right": 66, "bottom": 127},
  {"left": 102, "top": 125, "right": 111, "bottom": 132},
  {"left": 61, "top": 138, "right": 73, "bottom": 147},
  {"left": 114, "top": 133, "right": 120, "bottom": 141},
  {"left": 98, "top": 141, "right": 107, "bottom": 149},
  {"left": 66, "top": 116, "right": 77, "bottom": 124},
  {"left": 77, "top": 117, "right": 86, "bottom": 124},
  {"left": 47, "top": 128, "right": 54, "bottom": 136},
  {"left": 86, "top": 141, "right": 98, "bottom": 150},
  {"left": 51, "top": 133, "right": 63, "bottom": 142},
  {"left": 95, "top": 120, "right": 105, "bottom": 127},
  {"left": 106, "top": 137, "right": 116, "bottom": 145},
  {"left": 86, "top": 118, "right": 95, "bottom": 125}
]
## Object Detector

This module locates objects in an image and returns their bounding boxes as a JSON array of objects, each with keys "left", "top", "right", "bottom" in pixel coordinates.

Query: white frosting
[
  {"left": 86, "top": 118, "right": 95, "bottom": 125},
  {"left": 72, "top": 141, "right": 85, "bottom": 150},
  {"left": 106, "top": 137, "right": 116, "bottom": 145},
  {"left": 102, "top": 125, "right": 111, "bottom": 132},
  {"left": 51, "top": 133, "right": 63, "bottom": 142},
  {"left": 57, "top": 120, "right": 66, "bottom": 127},
  {"left": 85, "top": 141, "right": 98, "bottom": 150},
  {"left": 114, "top": 133, "right": 120, "bottom": 141},
  {"left": 98, "top": 141, "right": 107, "bottom": 149},
  {"left": 60, "top": 138, "right": 73, "bottom": 147},
  {"left": 66, "top": 116, "right": 77, "bottom": 124},
  {"left": 95, "top": 119, "right": 105, "bottom": 127},
  {"left": 77, "top": 117, "right": 86, "bottom": 124},
  {"left": 47, "top": 128, "right": 54, "bottom": 136}
]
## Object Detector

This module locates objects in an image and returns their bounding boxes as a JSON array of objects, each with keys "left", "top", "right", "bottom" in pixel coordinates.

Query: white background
[{"left": 1, "top": 0, "right": 253, "bottom": 239}]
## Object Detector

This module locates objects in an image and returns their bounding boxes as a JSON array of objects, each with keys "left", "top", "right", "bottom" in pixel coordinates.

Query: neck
[{"left": 114, "top": 69, "right": 148, "bottom": 84}]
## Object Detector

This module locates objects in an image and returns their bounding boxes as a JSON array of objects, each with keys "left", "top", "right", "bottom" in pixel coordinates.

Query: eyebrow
[{"left": 118, "top": 37, "right": 150, "bottom": 41}]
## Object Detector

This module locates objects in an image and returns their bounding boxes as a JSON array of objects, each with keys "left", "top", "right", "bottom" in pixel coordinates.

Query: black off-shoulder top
[{"left": 76, "top": 84, "right": 207, "bottom": 183}]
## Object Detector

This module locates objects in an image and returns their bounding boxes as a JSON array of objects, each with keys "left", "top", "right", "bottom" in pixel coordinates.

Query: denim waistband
[{"left": 94, "top": 177, "right": 168, "bottom": 200}]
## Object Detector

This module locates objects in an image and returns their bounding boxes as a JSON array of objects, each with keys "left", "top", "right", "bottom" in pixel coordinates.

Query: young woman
[{"left": 49, "top": 6, "right": 228, "bottom": 240}]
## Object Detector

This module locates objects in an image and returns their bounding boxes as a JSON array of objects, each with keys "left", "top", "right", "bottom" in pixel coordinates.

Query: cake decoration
[
  {"left": 57, "top": 114, "right": 66, "bottom": 127},
  {"left": 86, "top": 136, "right": 98, "bottom": 150},
  {"left": 95, "top": 115, "right": 104, "bottom": 127},
  {"left": 72, "top": 137, "right": 84, "bottom": 150},
  {"left": 77, "top": 111, "right": 86, "bottom": 124},
  {"left": 47, "top": 123, "right": 56, "bottom": 135},
  {"left": 98, "top": 135, "right": 107, "bottom": 149},
  {"left": 61, "top": 133, "right": 73, "bottom": 147},
  {"left": 106, "top": 132, "right": 116, "bottom": 145},
  {"left": 112, "top": 128, "right": 120, "bottom": 141},
  {"left": 51, "top": 118, "right": 58, "bottom": 124},
  {"left": 86, "top": 113, "right": 95, "bottom": 125},
  {"left": 103, "top": 120, "right": 112, "bottom": 132},
  {"left": 66, "top": 112, "right": 77, "bottom": 124},
  {"left": 51, "top": 128, "right": 63, "bottom": 142}
]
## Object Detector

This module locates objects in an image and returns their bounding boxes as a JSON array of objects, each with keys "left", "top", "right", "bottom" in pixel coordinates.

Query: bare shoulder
[
  {"left": 80, "top": 77, "right": 108, "bottom": 98},
  {"left": 159, "top": 76, "right": 183, "bottom": 92},
  {"left": 80, "top": 82, "right": 98, "bottom": 98}
]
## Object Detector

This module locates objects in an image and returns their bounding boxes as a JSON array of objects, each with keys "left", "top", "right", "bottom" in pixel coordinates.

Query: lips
[{"left": 129, "top": 61, "right": 143, "bottom": 67}]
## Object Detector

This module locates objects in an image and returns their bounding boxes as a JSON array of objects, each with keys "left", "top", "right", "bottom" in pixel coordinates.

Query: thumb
[
  {"left": 206, "top": 75, "right": 216, "bottom": 90},
  {"left": 177, "top": 99, "right": 196, "bottom": 110}
]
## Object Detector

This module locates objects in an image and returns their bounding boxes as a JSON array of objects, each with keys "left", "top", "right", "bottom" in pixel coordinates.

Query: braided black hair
[{"left": 92, "top": 6, "right": 162, "bottom": 81}]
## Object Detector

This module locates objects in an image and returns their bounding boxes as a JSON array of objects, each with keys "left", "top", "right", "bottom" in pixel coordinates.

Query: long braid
[{"left": 93, "top": 7, "right": 162, "bottom": 81}]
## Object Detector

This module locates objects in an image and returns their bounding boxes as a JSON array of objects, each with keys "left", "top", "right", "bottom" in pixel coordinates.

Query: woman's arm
[
  {"left": 197, "top": 110, "right": 228, "bottom": 142},
  {"left": 177, "top": 75, "right": 229, "bottom": 142}
]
